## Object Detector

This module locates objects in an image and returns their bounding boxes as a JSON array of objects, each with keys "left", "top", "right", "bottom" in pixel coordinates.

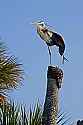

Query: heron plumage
[
  {"left": 37, "top": 25, "right": 52, "bottom": 43},
  {"left": 32, "top": 21, "right": 68, "bottom": 64}
]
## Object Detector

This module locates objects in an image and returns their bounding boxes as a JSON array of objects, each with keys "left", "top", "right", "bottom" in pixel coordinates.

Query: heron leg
[{"left": 48, "top": 46, "right": 51, "bottom": 65}]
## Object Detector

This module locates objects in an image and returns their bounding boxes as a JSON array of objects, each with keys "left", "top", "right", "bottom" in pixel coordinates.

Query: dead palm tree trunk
[{"left": 42, "top": 66, "right": 63, "bottom": 125}]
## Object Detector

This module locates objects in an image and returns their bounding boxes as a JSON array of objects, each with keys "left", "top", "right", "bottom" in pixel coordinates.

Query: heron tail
[{"left": 62, "top": 55, "right": 69, "bottom": 64}]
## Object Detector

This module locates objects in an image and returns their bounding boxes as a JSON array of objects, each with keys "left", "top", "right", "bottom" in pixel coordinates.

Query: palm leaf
[
  {"left": 57, "top": 110, "right": 72, "bottom": 125},
  {"left": 0, "top": 41, "right": 24, "bottom": 96}
]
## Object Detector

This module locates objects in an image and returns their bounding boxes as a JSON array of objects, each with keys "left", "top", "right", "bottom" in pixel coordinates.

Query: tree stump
[{"left": 42, "top": 66, "right": 63, "bottom": 125}]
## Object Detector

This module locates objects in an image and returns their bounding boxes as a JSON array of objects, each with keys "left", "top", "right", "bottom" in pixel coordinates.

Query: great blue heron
[{"left": 32, "top": 21, "right": 68, "bottom": 64}]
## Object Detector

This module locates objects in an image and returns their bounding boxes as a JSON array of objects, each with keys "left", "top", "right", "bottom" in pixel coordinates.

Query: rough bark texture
[{"left": 42, "top": 66, "right": 63, "bottom": 125}]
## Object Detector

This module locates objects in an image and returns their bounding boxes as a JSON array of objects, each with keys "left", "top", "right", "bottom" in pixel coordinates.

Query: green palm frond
[
  {"left": 0, "top": 42, "right": 7, "bottom": 56},
  {"left": 0, "top": 100, "right": 72, "bottom": 125},
  {"left": 0, "top": 56, "right": 23, "bottom": 89},
  {"left": 57, "top": 110, "right": 72, "bottom": 125},
  {"left": 0, "top": 101, "right": 42, "bottom": 125},
  {"left": 30, "top": 103, "right": 42, "bottom": 125},
  {"left": 0, "top": 41, "right": 24, "bottom": 95}
]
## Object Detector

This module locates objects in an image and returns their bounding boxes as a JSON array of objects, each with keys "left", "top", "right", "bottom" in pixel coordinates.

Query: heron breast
[{"left": 37, "top": 28, "right": 51, "bottom": 43}]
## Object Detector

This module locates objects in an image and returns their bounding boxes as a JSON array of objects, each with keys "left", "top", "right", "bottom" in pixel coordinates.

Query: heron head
[{"left": 31, "top": 20, "right": 46, "bottom": 28}]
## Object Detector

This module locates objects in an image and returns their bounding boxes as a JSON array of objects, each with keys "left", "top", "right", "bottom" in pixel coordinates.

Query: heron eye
[{"left": 41, "top": 24, "right": 44, "bottom": 26}]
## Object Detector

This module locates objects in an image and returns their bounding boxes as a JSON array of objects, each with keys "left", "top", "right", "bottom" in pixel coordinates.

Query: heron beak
[{"left": 31, "top": 22, "right": 38, "bottom": 26}]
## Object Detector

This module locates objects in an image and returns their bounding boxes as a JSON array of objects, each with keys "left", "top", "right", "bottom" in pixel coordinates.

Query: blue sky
[{"left": 0, "top": 0, "right": 83, "bottom": 122}]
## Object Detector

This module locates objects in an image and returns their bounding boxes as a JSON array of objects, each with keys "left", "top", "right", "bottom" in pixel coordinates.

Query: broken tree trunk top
[{"left": 47, "top": 66, "right": 63, "bottom": 89}]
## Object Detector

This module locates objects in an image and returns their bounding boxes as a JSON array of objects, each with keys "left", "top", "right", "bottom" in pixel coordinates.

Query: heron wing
[{"left": 50, "top": 31, "right": 65, "bottom": 47}]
